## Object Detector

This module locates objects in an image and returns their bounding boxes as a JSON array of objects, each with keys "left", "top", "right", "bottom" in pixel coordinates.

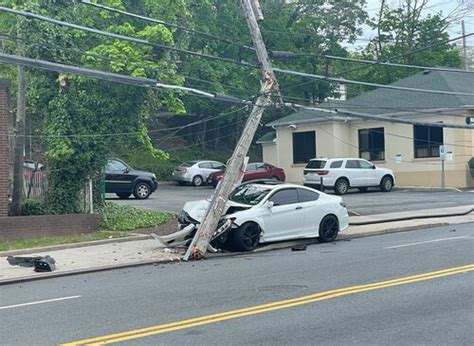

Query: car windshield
[
  {"left": 229, "top": 185, "right": 270, "bottom": 205},
  {"left": 306, "top": 160, "right": 326, "bottom": 169},
  {"left": 180, "top": 161, "right": 197, "bottom": 167}
]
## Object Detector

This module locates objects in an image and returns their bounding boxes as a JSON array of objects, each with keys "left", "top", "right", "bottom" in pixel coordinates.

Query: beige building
[{"left": 258, "top": 71, "right": 474, "bottom": 188}]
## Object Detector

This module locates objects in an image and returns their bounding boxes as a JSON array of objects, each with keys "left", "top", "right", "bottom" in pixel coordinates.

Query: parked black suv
[{"left": 105, "top": 159, "right": 158, "bottom": 199}]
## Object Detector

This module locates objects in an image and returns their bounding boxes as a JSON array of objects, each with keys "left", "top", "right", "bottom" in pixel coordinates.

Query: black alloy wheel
[
  {"left": 318, "top": 215, "right": 339, "bottom": 242},
  {"left": 229, "top": 222, "right": 261, "bottom": 252}
]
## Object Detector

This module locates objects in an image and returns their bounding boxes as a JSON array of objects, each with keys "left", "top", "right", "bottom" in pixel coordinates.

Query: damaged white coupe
[{"left": 177, "top": 182, "right": 349, "bottom": 252}]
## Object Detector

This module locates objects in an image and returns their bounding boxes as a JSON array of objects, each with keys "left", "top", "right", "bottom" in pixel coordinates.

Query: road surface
[{"left": 1, "top": 223, "right": 473, "bottom": 345}]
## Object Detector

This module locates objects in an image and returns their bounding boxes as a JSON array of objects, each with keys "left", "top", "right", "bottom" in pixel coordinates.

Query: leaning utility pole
[{"left": 185, "top": 0, "right": 280, "bottom": 260}]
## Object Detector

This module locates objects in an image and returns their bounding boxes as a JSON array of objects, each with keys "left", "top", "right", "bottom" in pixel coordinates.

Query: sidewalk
[{"left": 1, "top": 205, "right": 473, "bottom": 285}]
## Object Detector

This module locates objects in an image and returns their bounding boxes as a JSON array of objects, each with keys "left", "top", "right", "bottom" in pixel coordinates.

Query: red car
[{"left": 207, "top": 162, "right": 286, "bottom": 186}]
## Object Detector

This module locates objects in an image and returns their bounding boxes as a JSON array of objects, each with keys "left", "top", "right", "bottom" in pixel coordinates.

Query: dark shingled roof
[
  {"left": 256, "top": 131, "right": 276, "bottom": 144},
  {"left": 269, "top": 70, "right": 474, "bottom": 127}
]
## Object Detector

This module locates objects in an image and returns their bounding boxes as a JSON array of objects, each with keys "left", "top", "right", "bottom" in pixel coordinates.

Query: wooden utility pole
[
  {"left": 185, "top": 0, "right": 280, "bottom": 260},
  {"left": 461, "top": 21, "right": 469, "bottom": 71},
  {"left": 11, "top": 20, "right": 26, "bottom": 215}
]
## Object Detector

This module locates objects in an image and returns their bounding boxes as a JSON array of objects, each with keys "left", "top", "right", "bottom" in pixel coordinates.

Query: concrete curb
[
  {"left": 394, "top": 186, "right": 463, "bottom": 193},
  {"left": 0, "top": 257, "right": 179, "bottom": 286},
  {"left": 349, "top": 208, "right": 474, "bottom": 226},
  {"left": 3, "top": 219, "right": 471, "bottom": 286}
]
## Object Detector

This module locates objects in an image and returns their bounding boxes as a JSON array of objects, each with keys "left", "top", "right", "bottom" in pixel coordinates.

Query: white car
[
  {"left": 303, "top": 158, "right": 395, "bottom": 195},
  {"left": 171, "top": 160, "right": 226, "bottom": 186},
  {"left": 178, "top": 183, "right": 349, "bottom": 251}
]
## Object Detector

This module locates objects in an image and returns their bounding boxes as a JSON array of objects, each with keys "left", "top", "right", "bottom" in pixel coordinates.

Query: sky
[{"left": 353, "top": 0, "right": 474, "bottom": 49}]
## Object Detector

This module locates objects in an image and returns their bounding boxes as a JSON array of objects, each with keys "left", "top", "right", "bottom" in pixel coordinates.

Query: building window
[
  {"left": 359, "top": 128, "right": 385, "bottom": 161},
  {"left": 293, "top": 131, "right": 316, "bottom": 164},
  {"left": 414, "top": 125, "right": 443, "bottom": 158}
]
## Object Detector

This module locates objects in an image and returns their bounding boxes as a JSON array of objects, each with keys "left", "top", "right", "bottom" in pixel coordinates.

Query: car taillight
[
  {"left": 179, "top": 168, "right": 187, "bottom": 173},
  {"left": 316, "top": 170, "right": 329, "bottom": 176},
  {"left": 303, "top": 170, "right": 309, "bottom": 175}
]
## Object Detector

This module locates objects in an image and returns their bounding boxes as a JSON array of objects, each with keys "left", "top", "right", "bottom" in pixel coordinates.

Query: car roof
[{"left": 308, "top": 157, "right": 367, "bottom": 161}]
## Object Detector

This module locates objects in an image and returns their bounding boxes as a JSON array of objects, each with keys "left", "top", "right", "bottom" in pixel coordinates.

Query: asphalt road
[
  {"left": 1, "top": 223, "right": 473, "bottom": 345},
  {"left": 109, "top": 183, "right": 474, "bottom": 215}
]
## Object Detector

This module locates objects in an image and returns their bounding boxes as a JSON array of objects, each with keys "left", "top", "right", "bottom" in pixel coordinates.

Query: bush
[
  {"left": 99, "top": 202, "right": 174, "bottom": 231},
  {"left": 20, "top": 199, "right": 47, "bottom": 216}
]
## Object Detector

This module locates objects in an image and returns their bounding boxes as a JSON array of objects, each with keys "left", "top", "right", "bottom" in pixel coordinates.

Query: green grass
[
  {"left": 99, "top": 202, "right": 174, "bottom": 232},
  {"left": 0, "top": 231, "right": 130, "bottom": 252}
]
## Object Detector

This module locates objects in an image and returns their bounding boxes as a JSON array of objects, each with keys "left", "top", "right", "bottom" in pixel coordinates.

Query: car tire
[
  {"left": 116, "top": 192, "right": 131, "bottom": 199},
  {"left": 358, "top": 187, "right": 368, "bottom": 192},
  {"left": 228, "top": 222, "right": 261, "bottom": 252},
  {"left": 334, "top": 178, "right": 349, "bottom": 195},
  {"left": 380, "top": 175, "right": 393, "bottom": 192},
  {"left": 318, "top": 215, "right": 339, "bottom": 242},
  {"left": 192, "top": 175, "right": 203, "bottom": 186},
  {"left": 133, "top": 182, "right": 151, "bottom": 199},
  {"left": 177, "top": 181, "right": 186, "bottom": 186}
]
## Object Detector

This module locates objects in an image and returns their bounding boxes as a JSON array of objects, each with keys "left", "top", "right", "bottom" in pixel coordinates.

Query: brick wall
[
  {"left": 0, "top": 80, "right": 10, "bottom": 217},
  {"left": 0, "top": 214, "right": 101, "bottom": 241}
]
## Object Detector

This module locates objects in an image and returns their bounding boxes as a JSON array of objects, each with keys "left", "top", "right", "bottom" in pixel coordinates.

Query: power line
[
  {"left": 324, "top": 55, "right": 474, "bottom": 74},
  {"left": 288, "top": 104, "right": 474, "bottom": 129},
  {"left": 0, "top": 52, "right": 251, "bottom": 105},
  {"left": 0, "top": 6, "right": 257, "bottom": 69},
  {"left": 79, "top": 0, "right": 255, "bottom": 52},
  {"left": 282, "top": 32, "right": 474, "bottom": 92},
  {"left": 274, "top": 67, "right": 474, "bottom": 97}
]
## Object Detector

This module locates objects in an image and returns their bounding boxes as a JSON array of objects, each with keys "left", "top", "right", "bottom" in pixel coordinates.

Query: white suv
[{"left": 303, "top": 158, "right": 395, "bottom": 195}]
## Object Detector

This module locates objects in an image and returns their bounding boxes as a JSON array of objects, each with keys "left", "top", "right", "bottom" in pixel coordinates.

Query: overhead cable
[
  {"left": 325, "top": 55, "right": 474, "bottom": 74},
  {"left": 274, "top": 67, "right": 474, "bottom": 97},
  {"left": 289, "top": 104, "right": 474, "bottom": 130},
  {"left": 0, "top": 6, "right": 257, "bottom": 68},
  {"left": 79, "top": 0, "right": 255, "bottom": 52},
  {"left": 0, "top": 52, "right": 249, "bottom": 104}
]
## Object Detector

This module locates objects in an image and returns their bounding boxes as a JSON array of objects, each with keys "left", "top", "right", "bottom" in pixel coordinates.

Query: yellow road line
[{"left": 63, "top": 264, "right": 474, "bottom": 345}]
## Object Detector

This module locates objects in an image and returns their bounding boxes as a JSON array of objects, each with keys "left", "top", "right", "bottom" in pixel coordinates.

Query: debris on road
[{"left": 7, "top": 255, "right": 56, "bottom": 272}]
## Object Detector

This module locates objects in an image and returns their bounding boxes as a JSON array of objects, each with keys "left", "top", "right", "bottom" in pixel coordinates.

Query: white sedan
[{"left": 179, "top": 183, "right": 349, "bottom": 251}]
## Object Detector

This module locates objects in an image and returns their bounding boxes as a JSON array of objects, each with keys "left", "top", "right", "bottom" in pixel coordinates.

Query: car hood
[{"left": 182, "top": 199, "right": 252, "bottom": 223}]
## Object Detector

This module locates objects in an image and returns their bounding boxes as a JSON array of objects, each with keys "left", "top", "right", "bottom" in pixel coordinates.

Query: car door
[
  {"left": 197, "top": 161, "right": 214, "bottom": 180},
  {"left": 261, "top": 188, "right": 305, "bottom": 241},
  {"left": 344, "top": 159, "right": 366, "bottom": 187},
  {"left": 359, "top": 159, "right": 378, "bottom": 186},
  {"left": 245, "top": 163, "right": 266, "bottom": 181},
  {"left": 105, "top": 160, "right": 134, "bottom": 193},
  {"left": 296, "top": 188, "right": 323, "bottom": 235}
]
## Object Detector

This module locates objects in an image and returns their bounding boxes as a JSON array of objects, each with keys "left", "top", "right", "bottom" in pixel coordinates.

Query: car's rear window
[
  {"left": 180, "top": 161, "right": 197, "bottom": 167},
  {"left": 305, "top": 160, "right": 326, "bottom": 169}
]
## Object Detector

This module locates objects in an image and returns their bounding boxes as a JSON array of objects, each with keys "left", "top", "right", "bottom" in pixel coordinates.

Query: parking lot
[{"left": 108, "top": 183, "right": 474, "bottom": 216}]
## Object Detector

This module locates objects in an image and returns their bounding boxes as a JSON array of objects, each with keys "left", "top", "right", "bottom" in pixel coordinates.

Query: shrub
[
  {"left": 99, "top": 202, "right": 174, "bottom": 231},
  {"left": 21, "top": 199, "right": 47, "bottom": 216}
]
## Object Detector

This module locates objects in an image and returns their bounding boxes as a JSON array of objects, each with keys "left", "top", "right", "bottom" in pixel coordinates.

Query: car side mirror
[
  {"left": 266, "top": 201, "right": 274, "bottom": 209},
  {"left": 372, "top": 165, "right": 376, "bottom": 169},
  {"left": 123, "top": 168, "right": 130, "bottom": 173}
]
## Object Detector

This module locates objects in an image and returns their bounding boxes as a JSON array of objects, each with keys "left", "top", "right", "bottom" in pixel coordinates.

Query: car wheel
[
  {"left": 116, "top": 192, "right": 131, "bottom": 199},
  {"left": 271, "top": 175, "right": 281, "bottom": 182},
  {"left": 318, "top": 215, "right": 339, "bottom": 242},
  {"left": 228, "top": 222, "right": 261, "bottom": 252},
  {"left": 358, "top": 187, "right": 368, "bottom": 192},
  {"left": 177, "top": 181, "right": 186, "bottom": 186},
  {"left": 192, "top": 175, "right": 203, "bottom": 186},
  {"left": 334, "top": 178, "right": 349, "bottom": 195},
  {"left": 380, "top": 176, "right": 393, "bottom": 192},
  {"left": 133, "top": 182, "right": 151, "bottom": 199}
]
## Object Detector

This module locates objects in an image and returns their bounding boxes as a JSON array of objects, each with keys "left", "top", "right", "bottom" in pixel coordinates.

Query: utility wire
[
  {"left": 79, "top": 0, "right": 255, "bottom": 52},
  {"left": 288, "top": 104, "right": 474, "bottom": 130},
  {"left": 274, "top": 67, "right": 474, "bottom": 97},
  {"left": 282, "top": 32, "right": 474, "bottom": 92},
  {"left": 0, "top": 6, "right": 258, "bottom": 69},
  {"left": 324, "top": 55, "right": 474, "bottom": 74}
]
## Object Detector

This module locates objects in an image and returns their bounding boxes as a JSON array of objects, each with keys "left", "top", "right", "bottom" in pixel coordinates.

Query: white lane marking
[
  {"left": 0, "top": 295, "right": 81, "bottom": 310},
  {"left": 385, "top": 235, "right": 472, "bottom": 249}
]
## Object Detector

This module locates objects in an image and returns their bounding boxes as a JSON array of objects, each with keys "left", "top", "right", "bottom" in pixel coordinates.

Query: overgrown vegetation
[{"left": 99, "top": 202, "right": 174, "bottom": 232}]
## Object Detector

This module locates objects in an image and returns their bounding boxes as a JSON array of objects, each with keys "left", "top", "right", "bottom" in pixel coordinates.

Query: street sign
[
  {"left": 446, "top": 151, "right": 453, "bottom": 162},
  {"left": 439, "top": 145, "right": 446, "bottom": 160}
]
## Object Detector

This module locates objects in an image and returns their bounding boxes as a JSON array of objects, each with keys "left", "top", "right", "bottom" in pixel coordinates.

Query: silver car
[{"left": 172, "top": 160, "right": 226, "bottom": 186}]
